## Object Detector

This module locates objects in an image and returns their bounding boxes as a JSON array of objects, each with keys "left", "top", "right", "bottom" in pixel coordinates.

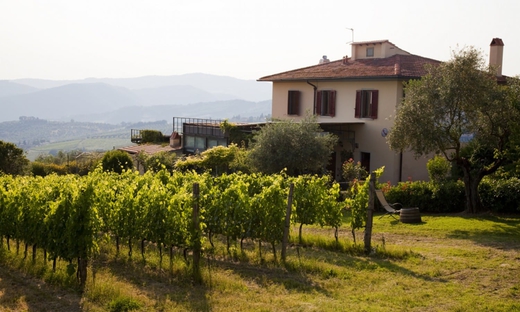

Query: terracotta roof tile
[{"left": 258, "top": 54, "right": 441, "bottom": 81}]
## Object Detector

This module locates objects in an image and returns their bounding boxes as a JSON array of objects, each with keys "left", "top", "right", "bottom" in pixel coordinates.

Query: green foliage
[
  {"left": 479, "top": 177, "right": 520, "bottom": 213},
  {"left": 341, "top": 158, "right": 368, "bottom": 182},
  {"left": 344, "top": 167, "right": 384, "bottom": 233},
  {"left": 248, "top": 115, "right": 337, "bottom": 176},
  {"left": 143, "top": 151, "right": 177, "bottom": 173},
  {"left": 175, "top": 144, "right": 251, "bottom": 175},
  {"left": 0, "top": 140, "right": 30, "bottom": 175},
  {"left": 427, "top": 155, "right": 451, "bottom": 183},
  {"left": 108, "top": 297, "right": 142, "bottom": 312},
  {"left": 388, "top": 48, "right": 520, "bottom": 213},
  {"left": 220, "top": 120, "right": 252, "bottom": 146},
  {"left": 140, "top": 130, "right": 167, "bottom": 144},
  {"left": 101, "top": 150, "right": 134, "bottom": 174},
  {"left": 31, "top": 162, "right": 68, "bottom": 176},
  {"left": 385, "top": 180, "right": 465, "bottom": 213}
]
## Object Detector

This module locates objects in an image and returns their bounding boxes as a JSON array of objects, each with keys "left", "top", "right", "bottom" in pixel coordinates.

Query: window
[
  {"left": 355, "top": 90, "right": 378, "bottom": 119},
  {"left": 287, "top": 90, "right": 300, "bottom": 115},
  {"left": 315, "top": 90, "right": 336, "bottom": 117},
  {"left": 366, "top": 47, "right": 374, "bottom": 57}
]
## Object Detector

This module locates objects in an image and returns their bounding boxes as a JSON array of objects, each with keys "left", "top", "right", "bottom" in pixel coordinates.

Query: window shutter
[
  {"left": 316, "top": 91, "right": 322, "bottom": 115},
  {"left": 371, "top": 90, "right": 378, "bottom": 119},
  {"left": 329, "top": 90, "right": 336, "bottom": 117},
  {"left": 355, "top": 90, "right": 361, "bottom": 118},
  {"left": 288, "top": 91, "right": 300, "bottom": 115},
  {"left": 294, "top": 91, "right": 300, "bottom": 115}
]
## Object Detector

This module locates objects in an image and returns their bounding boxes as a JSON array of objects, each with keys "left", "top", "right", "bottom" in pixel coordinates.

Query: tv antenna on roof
[{"left": 346, "top": 27, "right": 354, "bottom": 44}]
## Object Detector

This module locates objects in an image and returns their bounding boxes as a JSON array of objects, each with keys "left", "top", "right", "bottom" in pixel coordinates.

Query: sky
[{"left": 1, "top": 0, "right": 519, "bottom": 81}]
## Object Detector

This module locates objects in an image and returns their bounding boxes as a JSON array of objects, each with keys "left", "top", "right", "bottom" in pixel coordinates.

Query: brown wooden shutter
[
  {"left": 288, "top": 91, "right": 300, "bottom": 115},
  {"left": 371, "top": 90, "right": 378, "bottom": 119},
  {"left": 329, "top": 90, "right": 336, "bottom": 116},
  {"left": 294, "top": 91, "right": 300, "bottom": 115},
  {"left": 355, "top": 90, "right": 361, "bottom": 118},
  {"left": 316, "top": 91, "right": 322, "bottom": 115}
]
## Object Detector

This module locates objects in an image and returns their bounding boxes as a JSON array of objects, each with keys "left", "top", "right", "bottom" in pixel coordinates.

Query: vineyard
[{"left": 0, "top": 169, "right": 345, "bottom": 286}]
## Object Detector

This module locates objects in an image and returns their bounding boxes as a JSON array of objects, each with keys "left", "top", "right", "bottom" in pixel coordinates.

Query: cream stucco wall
[{"left": 271, "top": 79, "right": 431, "bottom": 185}]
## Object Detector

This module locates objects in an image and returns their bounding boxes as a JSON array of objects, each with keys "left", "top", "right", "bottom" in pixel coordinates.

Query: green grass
[{"left": 1, "top": 214, "right": 519, "bottom": 311}]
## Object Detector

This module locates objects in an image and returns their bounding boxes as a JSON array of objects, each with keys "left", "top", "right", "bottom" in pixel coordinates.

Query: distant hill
[
  {"left": 0, "top": 80, "right": 39, "bottom": 97},
  {"left": 134, "top": 85, "right": 236, "bottom": 106},
  {"left": 0, "top": 83, "right": 141, "bottom": 122},
  {"left": 69, "top": 99, "right": 271, "bottom": 124},
  {"left": 1, "top": 73, "right": 272, "bottom": 123},
  {"left": 14, "top": 73, "right": 272, "bottom": 102}
]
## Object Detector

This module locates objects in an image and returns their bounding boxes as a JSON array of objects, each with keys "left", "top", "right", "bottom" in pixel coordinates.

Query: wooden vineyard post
[
  {"left": 364, "top": 172, "right": 376, "bottom": 255},
  {"left": 281, "top": 183, "right": 294, "bottom": 263},
  {"left": 192, "top": 182, "right": 202, "bottom": 283}
]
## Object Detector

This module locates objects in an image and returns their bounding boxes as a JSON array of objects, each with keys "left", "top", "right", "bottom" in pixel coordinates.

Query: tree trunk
[
  {"left": 128, "top": 238, "right": 132, "bottom": 259},
  {"left": 78, "top": 257, "right": 88, "bottom": 288},
  {"left": 141, "top": 239, "right": 146, "bottom": 263},
  {"left": 299, "top": 223, "right": 304, "bottom": 245},
  {"left": 32, "top": 244, "right": 37, "bottom": 263},
  {"left": 462, "top": 166, "right": 484, "bottom": 213}
]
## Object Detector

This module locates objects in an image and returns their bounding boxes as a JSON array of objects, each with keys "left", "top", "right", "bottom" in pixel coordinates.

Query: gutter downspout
[
  {"left": 399, "top": 151, "right": 403, "bottom": 182},
  {"left": 306, "top": 80, "right": 317, "bottom": 114}
]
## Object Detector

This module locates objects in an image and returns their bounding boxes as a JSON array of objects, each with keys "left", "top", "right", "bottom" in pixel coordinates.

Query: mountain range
[{"left": 0, "top": 73, "right": 272, "bottom": 123}]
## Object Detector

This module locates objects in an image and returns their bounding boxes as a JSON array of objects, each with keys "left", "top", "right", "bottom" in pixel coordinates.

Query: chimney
[{"left": 489, "top": 38, "right": 504, "bottom": 76}]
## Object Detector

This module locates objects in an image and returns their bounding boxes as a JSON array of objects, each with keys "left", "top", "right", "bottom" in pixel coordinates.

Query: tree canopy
[
  {"left": 0, "top": 140, "right": 30, "bottom": 175},
  {"left": 248, "top": 115, "right": 337, "bottom": 176},
  {"left": 388, "top": 48, "right": 520, "bottom": 213}
]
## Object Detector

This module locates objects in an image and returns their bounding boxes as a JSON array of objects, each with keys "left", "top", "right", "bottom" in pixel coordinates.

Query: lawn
[{"left": 0, "top": 213, "right": 519, "bottom": 311}]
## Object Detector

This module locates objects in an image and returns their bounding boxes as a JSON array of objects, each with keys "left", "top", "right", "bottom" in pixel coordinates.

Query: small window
[
  {"left": 315, "top": 90, "right": 336, "bottom": 117},
  {"left": 185, "top": 135, "right": 195, "bottom": 148},
  {"left": 195, "top": 137, "right": 205, "bottom": 150},
  {"left": 366, "top": 47, "right": 374, "bottom": 57},
  {"left": 355, "top": 90, "right": 379, "bottom": 119},
  {"left": 287, "top": 90, "right": 300, "bottom": 115}
]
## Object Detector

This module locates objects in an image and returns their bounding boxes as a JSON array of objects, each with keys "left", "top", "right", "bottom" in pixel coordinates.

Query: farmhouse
[{"left": 257, "top": 38, "right": 506, "bottom": 184}]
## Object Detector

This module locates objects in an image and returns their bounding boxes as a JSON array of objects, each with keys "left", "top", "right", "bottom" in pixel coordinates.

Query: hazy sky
[{"left": 1, "top": 0, "right": 519, "bottom": 81}]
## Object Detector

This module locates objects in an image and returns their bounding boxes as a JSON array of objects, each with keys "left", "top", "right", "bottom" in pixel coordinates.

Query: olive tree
[
  {"left": 388, "top": 48, "right": 520, "bottom": 213},
  {"left": 0, "top": 140, "right": 30, "bottom": 175},
  {"left": 248, "top": 115, "right": 337, "bottom": 176}
]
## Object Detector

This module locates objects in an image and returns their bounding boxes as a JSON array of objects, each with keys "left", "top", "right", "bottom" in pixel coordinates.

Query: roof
[
  {"left": 258, "top": 54, "right": 441, "bottom": 82},
  {"left": 118, "top": 144, "right": 181, "bottom": 155}
]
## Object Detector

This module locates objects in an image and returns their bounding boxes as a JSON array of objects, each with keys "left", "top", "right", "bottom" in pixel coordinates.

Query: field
[{"left": 0, "top": 213, "right": 519, "bottom": 311}]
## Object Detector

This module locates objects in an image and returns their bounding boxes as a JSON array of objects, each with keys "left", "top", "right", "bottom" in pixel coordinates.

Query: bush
[
  {"left": 101, "top": 150, "right": 134, "bottom": 174},
  {"left": 342, "top": 158, "right": 368, "bottom": 182},
  {"left": 385, "top": 180, "right": 465, "bottom": 213},
  {"left": 427, "top": 155, "right": 451, "bottom": 183},
  {"left": 140, "top": 130, "right": 167, "bottom": 144},
  {"left": 480, "top": 177, "right": 520, "bottom": 213}
]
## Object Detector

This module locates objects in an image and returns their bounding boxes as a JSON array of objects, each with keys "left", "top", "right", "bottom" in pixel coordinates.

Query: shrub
[
  {"left": 140, "top": 130, "right": 167, "bottom": 144},
  {"left": 384, "top": 180, "right": 465, "bottom": 213},
  {"left": 101, "top": 150, "right": 134, "bottom": 174},
  {"left": 342, "top": 158, "right": 368, "bottom": 182},
  {"left": 480, "top": 177, "right": 520, "bottom": 213},
  {"left": 427, "top": 155, "right": 451, "bottom": 183}
]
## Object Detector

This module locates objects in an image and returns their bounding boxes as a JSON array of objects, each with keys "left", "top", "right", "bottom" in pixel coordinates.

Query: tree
[
  {"left": 101, "top": 150, "right": 134, "bottom": 174},
  {"left": 247, "top": 115, "right": 337, "bottom": 176},
  {"left": 0, "top": 140, "right": 30, "bottom": 175},
  {"left": 388, "top": 48, "right": 520, "bottom": 213}
]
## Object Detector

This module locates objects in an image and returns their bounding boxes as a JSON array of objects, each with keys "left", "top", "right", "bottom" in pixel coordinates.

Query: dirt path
[{"left": 0, "top": 266, "right": 82, "bottom": 312}]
